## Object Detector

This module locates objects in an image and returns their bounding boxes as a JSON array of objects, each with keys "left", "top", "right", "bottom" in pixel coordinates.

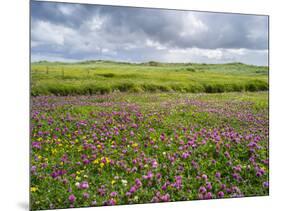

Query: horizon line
[{"left": 31, "top": 59, "right": 268, "bottom": 67}]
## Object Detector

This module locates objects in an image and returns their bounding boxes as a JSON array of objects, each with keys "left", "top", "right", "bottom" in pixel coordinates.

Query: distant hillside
[{"left": 31, "top": 60, "right": 268, "bottom": 96}]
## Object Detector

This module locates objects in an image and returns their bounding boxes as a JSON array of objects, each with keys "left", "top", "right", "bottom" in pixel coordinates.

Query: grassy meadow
[
  {"left": 30, "top": 61, "right": 269, "bottom": 210},
  {"left": 31, "top": 61, "right": 268, "bottom": 96}
]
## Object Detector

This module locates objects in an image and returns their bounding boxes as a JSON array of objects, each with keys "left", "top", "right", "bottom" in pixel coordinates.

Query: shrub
[
  {"left": 245, "top": 80, "right": 268, "bottom": 92},
  {"left": 147, "top": 61, "right": 160, "bottom": 66},
  {"left": 113, "top": 82, "right": 135, "bottom": 92},
  {"left": 184, "top": 68, "right": 196, "bottom": 72},
  {"left": 96, "top": 73, "right": 115, "bottom": 78},
  {"left": 141, "top": 84, "right": 158, "bottom": 92}
]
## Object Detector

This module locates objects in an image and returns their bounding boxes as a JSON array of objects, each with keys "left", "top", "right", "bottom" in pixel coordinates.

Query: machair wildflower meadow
[{"left": 31, "top": 80, "right": 269, "bottom": 209}]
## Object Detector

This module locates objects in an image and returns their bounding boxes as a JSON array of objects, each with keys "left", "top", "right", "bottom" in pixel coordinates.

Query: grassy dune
[{"left": 31, "top": 61, "right": 268, "bottom": 96}]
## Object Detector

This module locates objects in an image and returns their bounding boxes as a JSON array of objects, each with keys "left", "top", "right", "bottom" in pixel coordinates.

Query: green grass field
[
  {"left": 31, "top": 60, "right": 269, "bottom": 209},
  {"left": 31, "top": 61, "right": 268, "bottom": 96}
]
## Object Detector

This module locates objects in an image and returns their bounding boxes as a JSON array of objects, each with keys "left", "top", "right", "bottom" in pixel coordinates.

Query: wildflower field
[{"left": 31, "top": 91, "right": 269, "bottom": 210}]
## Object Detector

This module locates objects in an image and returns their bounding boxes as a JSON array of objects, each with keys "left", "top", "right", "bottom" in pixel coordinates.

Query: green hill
[{"left": 31, "top": 60, "right": 268, "bottom": 96}]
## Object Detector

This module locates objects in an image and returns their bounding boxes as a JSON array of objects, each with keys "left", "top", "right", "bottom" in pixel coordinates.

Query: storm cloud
[{"left": 31, "top": 1, "right": 268, "bottom": 65}]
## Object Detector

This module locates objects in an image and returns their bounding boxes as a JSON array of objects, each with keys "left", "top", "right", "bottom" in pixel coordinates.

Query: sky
[{"left": 31, "top": 1, "right": 269, "bottom": 66}]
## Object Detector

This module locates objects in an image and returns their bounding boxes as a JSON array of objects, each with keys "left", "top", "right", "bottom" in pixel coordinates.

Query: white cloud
[
  {"left": 58, "top": 5, "right": 75, "bottom": 15},
  {"left": 168, "top": 48, "right": 222, "bottom": 60},
  {"left": 88, "top": 16, "right": 105, "bottom": 31},
  {"left": 31, "top": 20, "right": 76, "bottom": 46},
  {"left": 180, "top": 13, "right": 208, "bottom": 37},
  {"left": 203, "top": 49, "right": 223, "bottom": 59},
  {"left": 226, "top": 48, "right": 246, "bottom": 55},
  {"left": 163, "top": 47, "right": 267, "bottom": 65},
  {"left": 145, "top": 39, "right": 167, "bottom": 50},
  {"left": 31, "top": 2, "right": 268, "bottom": 65},
  {"left": 31, "top": 53, "right": 78, "bottom": 62}
]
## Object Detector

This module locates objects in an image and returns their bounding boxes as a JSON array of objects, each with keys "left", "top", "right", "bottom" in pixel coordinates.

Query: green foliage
[
  {"left": 96, "top": 73, "right": 115, "bottom": 78},
  {"left": 31, "top": 61, "right": 268, "bottom": 96}
]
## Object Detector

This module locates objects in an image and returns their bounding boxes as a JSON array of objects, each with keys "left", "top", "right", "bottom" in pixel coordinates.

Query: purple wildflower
[
  {"left": 217, "top": 191, "right": 225, "bottom": 198},
  {"left": 263, "top": 181, "right": 269, "bottom": 188},
  {"left": 202, "top": 174, "right": 208, "bottom": 180},
  {"left": 129, "top": 185, "right": 137, "bottom": 193},
  {"left": 199, "top": 186, "right": 207, "bottom": 194},
  {"left": 68, "top": 194, "right": 76, "bottom": 203},
  {"left": 182, "top": 152, "right": 190, "bottom": 159},
  {"left": 215, "top": 172, "right": 221, "bottom": 179},
  {"left": 135, "top": 178, "right": 142, "bottom": 187},
  {"left": 205, "top": 192, "right": 213, "bottom": 199},
  {"left": 83, "top": 192, "right": 90, "bottom": 199},
  {"left": 206, "top": 182, "right": 212, "bottom": 190},
  {"left": 79, "top": 181, "right": 89, "bottom": 189},
  {"left": 110, "top": 191, "right": 118, "bottom": 197}
]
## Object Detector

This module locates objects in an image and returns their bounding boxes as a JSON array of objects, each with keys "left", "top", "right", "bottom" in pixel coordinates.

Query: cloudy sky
[{"left": 31, "top": 1, "right": 269, "bottom": 65}]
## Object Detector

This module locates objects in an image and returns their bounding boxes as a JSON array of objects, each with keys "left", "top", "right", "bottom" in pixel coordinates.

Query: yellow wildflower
[
  {"left": 31, "top": 187, "right": 38, "bottom": 192},
  {"left": 51, "top": 149, "right": 57, "bottom": 155},
  {"left": 132, "top": 143, "right": 138, "bottom": 148},
  {"left": 93, "top": 159, "right": 99, "bottom": 164},
  {"left": 105, "top": 157, "right": 110, "bottom": 164}
]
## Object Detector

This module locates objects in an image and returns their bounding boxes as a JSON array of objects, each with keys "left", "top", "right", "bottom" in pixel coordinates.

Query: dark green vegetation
[{"left": 31, "top": 61, "right": 268, "bottom": 96}]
